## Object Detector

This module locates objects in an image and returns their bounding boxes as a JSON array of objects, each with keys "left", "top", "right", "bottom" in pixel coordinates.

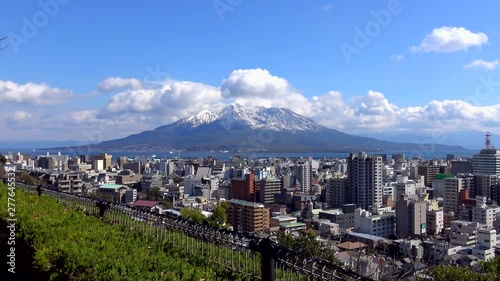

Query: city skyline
[{"left": 1, "top": 1, "right": 500, "bottom": 144}]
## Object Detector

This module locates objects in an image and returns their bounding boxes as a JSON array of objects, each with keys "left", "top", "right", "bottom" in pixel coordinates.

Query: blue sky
[{"left": 1, "top": 0, "right": 500, "bottom": 145}]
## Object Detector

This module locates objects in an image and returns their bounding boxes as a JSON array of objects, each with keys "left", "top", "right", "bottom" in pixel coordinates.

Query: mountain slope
[{"left": 76, "top": 104, "right": 465, "bottom": 152}]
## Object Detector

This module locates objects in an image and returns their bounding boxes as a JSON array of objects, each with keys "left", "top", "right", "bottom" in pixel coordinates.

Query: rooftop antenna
[{"left": 485, "top": 131, "right": 492, "bottom": 149}]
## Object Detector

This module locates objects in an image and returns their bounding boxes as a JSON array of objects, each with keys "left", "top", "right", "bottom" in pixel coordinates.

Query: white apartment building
[
  {"left": 472, "top": 228, "right": 496, "bottom": 261},
  {"left": 449, "top": 221, "right": 486, "bottom": 247},
  {"left": 354, "top": 207, "right": 395, "bottom": 238},
  {"left": 472, "top": 196, "right": 500, "bottom": 229}
]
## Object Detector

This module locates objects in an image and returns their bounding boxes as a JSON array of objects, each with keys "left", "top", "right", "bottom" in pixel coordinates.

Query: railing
[{"left": 14, "top": 182, "right": 374, "bottom": 281}]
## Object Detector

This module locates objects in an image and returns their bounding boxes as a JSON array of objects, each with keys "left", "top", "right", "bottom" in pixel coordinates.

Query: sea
[{"left": 0, "top": 148, "right": 477, "bottom": 161}]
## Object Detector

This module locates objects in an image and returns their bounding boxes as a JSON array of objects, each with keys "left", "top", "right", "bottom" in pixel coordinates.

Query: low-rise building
[
  {"left": 354, "top": 208, "right": 395, "bottom": 238},
  {"left": 270, "top": 215, "right": 297, "bottom": 228},
  {"left": 449, "top": 221, "right": 486, "bottom": 247},
  {"left": 472, "top": 228, "right": 496, "bottom": 261},
  {"left": 472, "top": 196, "right": 500, "bottom": 229},
  {"left": 97, "top": 184, "right": 128, "bottom": 203}
]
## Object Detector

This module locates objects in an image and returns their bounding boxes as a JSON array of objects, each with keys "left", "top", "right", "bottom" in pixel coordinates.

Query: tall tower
[
  {"left": 486, "top": 131, "right": 492, "bottom": 149},
  {"left": 347, "top": 152, "right": 383, "bottom": 210},
  {"left": 293, "top": 160, "right": 312, "bottom": 194},
  {"left": 473, "top": 132, "right": 500, "bottom": 176}
]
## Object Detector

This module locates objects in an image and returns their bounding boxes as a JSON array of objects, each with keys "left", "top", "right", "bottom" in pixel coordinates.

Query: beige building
[
  {"left": 227, "top": 199, "right": 270, "bottom": 233},
  {"left": 396, "top": 195, "right": 427, "bottom": 238},
  {"left": 426, "top": 209, "right": 444, "bottom": 235},
  {"left": 443, "top": 178, "right": 463, "bottom": 216},
  {"left": 92, "top": 153, "right": 113, "bottom": 171}
]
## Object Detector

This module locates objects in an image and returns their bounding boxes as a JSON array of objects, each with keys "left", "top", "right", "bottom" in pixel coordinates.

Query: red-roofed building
[{"left": 132, "top": 200, "right": 162, "bottom": 212}]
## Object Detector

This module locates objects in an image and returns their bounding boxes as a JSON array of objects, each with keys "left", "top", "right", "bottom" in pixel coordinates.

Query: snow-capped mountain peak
[{"left": 177, "top": 103, "right": 323, "bottom": 132}]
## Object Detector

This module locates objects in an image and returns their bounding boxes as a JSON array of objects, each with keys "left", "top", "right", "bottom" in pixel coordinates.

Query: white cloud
[
  {"left": 101, "top": 80, "right": 222, "bottom": 122},
  {"left": 97, "top": 77, "right": 143, "bottom": 92},
  {"left": 0, "top": 80, "right": 73, "bottom": 105},
  {"left": 410, "top": 26, "right": 488, "bottom": 53},
  {"left": 390, "top": 54, "right": 405, "bottom": 61},
  {"left": 464, "top": 59, "right": 499, "bottom": 70},
  {"left": 5, "top": 68, "right": 500, "bottom": 141},
  {"left": 6, "top": 111, "right": 32, "bottom": 127},
  {"left": 220, "top": 68, "right": 312, "bottom": 116}
]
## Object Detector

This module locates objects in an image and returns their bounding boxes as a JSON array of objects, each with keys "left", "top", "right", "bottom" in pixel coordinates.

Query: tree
[
  {"left": 180, "top": 207, "right": 206, "bottom": 224},
  {"left": 162, "top": 196, "right": 174, "bottom": 209},
  {"left": 277, "top": 230, "right": 337, "bottom": 262},
  {"left": 146, "top": 186, "right": 162, "bottom": 200},
  {"left": 206, "top": 201, "right": 229, "bottom": 228},
  {"left": 173, "top": 177, "right": 184, "bottom": 185}
]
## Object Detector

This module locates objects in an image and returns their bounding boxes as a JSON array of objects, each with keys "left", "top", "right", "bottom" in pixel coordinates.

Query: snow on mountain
[{"left": 176, "top": 103, "right": 323, "bottom": 132}]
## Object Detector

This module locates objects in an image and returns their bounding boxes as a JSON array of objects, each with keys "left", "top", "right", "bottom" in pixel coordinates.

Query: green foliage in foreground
[
  {"left": 0, "top": 183, "right": 239, "bottom": 281},
  {"left": 432, "top": 258, "right": 500, "bottom": 281}
]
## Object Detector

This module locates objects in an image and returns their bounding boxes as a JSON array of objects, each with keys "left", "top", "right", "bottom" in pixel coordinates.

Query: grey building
[{"left": 347, "top": 152, "right": 383, "bottom": 210}]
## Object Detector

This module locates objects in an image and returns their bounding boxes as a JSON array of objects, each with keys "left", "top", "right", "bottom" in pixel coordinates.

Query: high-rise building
[
  {"left": 473, "top": 175, "right": 498, "bottom": 200},
  {"left": 473, "top": 132, "right": 500, "bottom": 176},
  {"left": 92, "top": 153, "right": 113, "bottom": 170},
  {"left": 293, "top": 160, "right": 312, "bottom": 194},
  {"left": 473, "top": 150, "right": 500, "bottom": 176},
  {"left": 347, "top": 152, "right": 383, "bottom": 209},
  {"left": 259, "top": 177, "right": 282, "bottom": 204},
  {"left": 443, "top": 178, "right": 463, "bottom": 216},
  {"left": 325, "top": 177, "right": 349, "bottom": 208},
  {"left": 227, "top": 199, "right": 270, "bottom": 233},
  {"left": 230, "top": 173, "right": 256, "bottom": 202},
  {"left": 396, "top": 195, "right": 427, "bottom": 238},
  {"left": 117, "top": 156, "right": 129, "bottom": 169},
  {"left": 451, "top": 160, "right": 473, "bottom": 175}
]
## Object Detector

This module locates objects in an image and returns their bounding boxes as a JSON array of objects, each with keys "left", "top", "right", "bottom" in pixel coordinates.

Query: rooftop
[
  {"left": 347, "top": 232, "right": 387, "bottom": 242},
  {"left": 336, "top": 241, "right": 368, "bottom": 250},
  {"left": 133, "top": 200, "right": 161, "bottom": 208},
  {"left": 228, "top": 199, "right": 265, "bottom": 208},
  {"left": 281, "top": 222, "right": 307, "bottom": 228},
  {"left": 99, "top": 184, "right": 126, "bottom": 189}
]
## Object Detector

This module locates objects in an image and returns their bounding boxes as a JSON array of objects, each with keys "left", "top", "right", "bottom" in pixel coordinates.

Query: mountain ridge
[{"left": 55, "top": 103, "right": 465, "bottom": 153}]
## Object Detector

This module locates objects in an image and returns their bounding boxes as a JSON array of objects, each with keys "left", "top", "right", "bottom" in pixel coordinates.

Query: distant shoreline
[{"left": 0, "top": 148, "right": 476, "bottom": 161}]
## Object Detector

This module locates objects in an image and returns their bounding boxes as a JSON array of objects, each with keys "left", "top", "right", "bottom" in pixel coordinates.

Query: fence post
[
  {"left": 97, "top": 200, "right": 108, "bottom": 218},
  {"left": 251, "top": 238, "right": 276, "bottom": 281}
]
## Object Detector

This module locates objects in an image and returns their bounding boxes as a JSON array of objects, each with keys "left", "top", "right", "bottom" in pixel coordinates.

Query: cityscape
[
  {"left": 2, "top": 1, "right": 500, "bottom": 280},
  {"left": 2, "top": 132, "right": 500, "bottom": 280}
]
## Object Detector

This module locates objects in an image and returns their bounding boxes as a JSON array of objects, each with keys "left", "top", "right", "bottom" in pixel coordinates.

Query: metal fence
[{"left": 16, "top": 183, "right": 374, "bottom": 281}]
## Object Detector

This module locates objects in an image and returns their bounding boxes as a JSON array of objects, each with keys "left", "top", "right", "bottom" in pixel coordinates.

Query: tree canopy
[
  {"left": 206, "top": 201, "right": 229, "bottom": 228},
  {"left": 146, "top": 186, "right": 162, "bottom": 200},
  {"left": 180, "top": 207, "right": 206, "bottom": 224}
]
